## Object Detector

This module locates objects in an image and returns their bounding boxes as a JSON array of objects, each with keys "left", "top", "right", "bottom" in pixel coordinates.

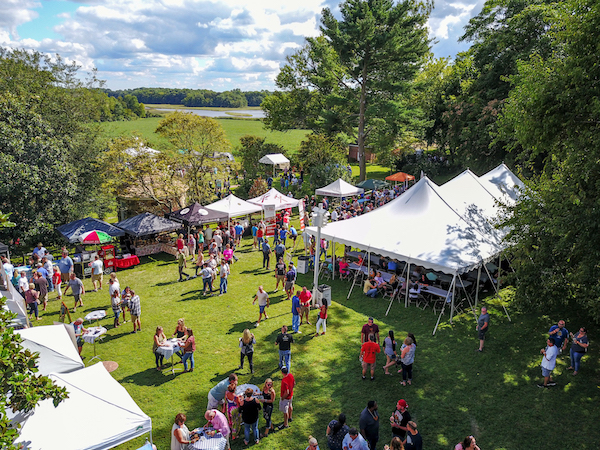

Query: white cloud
[{"left": 1, "top": 0, "right": 483, "bottom": 90}]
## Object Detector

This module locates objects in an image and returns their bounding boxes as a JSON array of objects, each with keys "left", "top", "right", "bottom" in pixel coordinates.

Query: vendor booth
[
  {"left": 167, "top": 202, "right": 228, "bottom": 226},
  {"left": 206, "top": 194, "right": 262, "bottom": 219},
  {"left": 315, "top": 178, "right": 364, "bottom": 199},
  {"left": 57, "top": 217, "right": 125, "bottom": 244},
  {"left": 9, "top": 362, "right": 153, "bottom": 450},
  {"left": 248, "top": 188, "right": 299, "bottom": 211},
  {"left": 116, "top": 212, "right": 183, "bottom": 257},
  {"left": 258, "top": 153, "right": 290, "bottom": 177}
]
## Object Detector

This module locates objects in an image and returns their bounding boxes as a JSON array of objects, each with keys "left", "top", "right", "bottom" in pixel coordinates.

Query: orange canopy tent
[{"left": 385, "top": 172, "right": 415, "bottom": 182}]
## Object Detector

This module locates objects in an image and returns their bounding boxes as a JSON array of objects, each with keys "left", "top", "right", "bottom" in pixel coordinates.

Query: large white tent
[
  {"left": 0, "top": 272, "right": 29, "bottom": 328},
  {"left": 479, "top": 163, "right": 525, "bottom": 205},
  {"left": 11, "top": 363, "right": 152, "bottom": 450},
  {"left": 206, "top": 194, "right": 262, "bottom": 218},
  {"left": 315, "top": 178, "right": 364, "bottom": 198},
  {"left": 307, "top": 176, "right": 504, "bottom": 274},
  {"left": 17, "top": 324, "right": 84, "bottom": 375},
  {"left": 248, "top": 188, "right": 299, "bottom": 211}
]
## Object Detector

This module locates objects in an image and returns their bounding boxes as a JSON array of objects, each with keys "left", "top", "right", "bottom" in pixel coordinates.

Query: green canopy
[{"left": 356, "top": 179, "right": 389, "bottom": 190}]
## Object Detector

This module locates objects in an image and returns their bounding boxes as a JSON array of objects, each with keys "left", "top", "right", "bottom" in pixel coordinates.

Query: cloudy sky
[{"left": 1, "top": 0, "right": 485, "bottom": 91}]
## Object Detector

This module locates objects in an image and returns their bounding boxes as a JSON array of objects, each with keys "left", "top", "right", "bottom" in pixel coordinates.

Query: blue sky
[{"left": 1, "top": 0, "right": 485, "bottom": 91}]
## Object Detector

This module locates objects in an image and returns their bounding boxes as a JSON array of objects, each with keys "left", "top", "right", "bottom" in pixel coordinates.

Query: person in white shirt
[
  {"left": 342, "top": 428, "right": 369, "bottom": 450},
  {"left": 2, "top": 256, "right": 14, "bottom": 282},
  {"left": 219, "top": 259, "right": 230, "bottom": 295},
  {"left": 18, "top": 271, "right": 29, "bottom": 293},
  {"left": 90, "top": 255, "right": 104, "bottom": 291},
  {"left": 538, "top": 337, "right": 559, "bottom": 388}
]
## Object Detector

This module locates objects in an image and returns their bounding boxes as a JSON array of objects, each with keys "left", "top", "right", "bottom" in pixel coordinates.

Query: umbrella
[
  {"left": 78, "top": 230, "right": 112, "bottom": 244},
  {"left": 356, "top": 179, "right": 389, "bottom": 190}
]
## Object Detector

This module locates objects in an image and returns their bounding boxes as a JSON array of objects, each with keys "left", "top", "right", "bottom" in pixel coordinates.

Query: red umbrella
[{"left": 385, "top": 172, "right": 415, "bottom": 182}]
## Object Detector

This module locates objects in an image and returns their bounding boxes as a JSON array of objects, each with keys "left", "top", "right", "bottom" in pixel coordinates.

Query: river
[{"left": 151, "top": 108, "right": 265, "bottom": 119}]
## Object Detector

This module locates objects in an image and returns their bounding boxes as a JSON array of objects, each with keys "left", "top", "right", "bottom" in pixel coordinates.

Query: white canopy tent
[
  {"left": 17, "top": 324, "right": 84, "bottom": 375},
  {"left": 1, "top": 271, "right": 29, "bottom": 328},
  {"left": 11, "top": 363, "right": 152, "bottom": 450},
  {"left": 258, "top": 153, "right": 290, "bottom": 177},
  {"left": 479, "top": 163, "right": 525, "bottom": 205},
  {"left": 248, "top": 188, "right": 299, "bottom": 211},
  {"left": 315, "top": 178, "right": 364, "bottom": 198},
  {"left": 206, "top": 194, "right": 262, "bottom": 219}
]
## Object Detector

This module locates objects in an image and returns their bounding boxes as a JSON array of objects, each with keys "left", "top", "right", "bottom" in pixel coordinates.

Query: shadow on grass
[{"left": 118, "top": 366, "right": 182, "bottom": 387}]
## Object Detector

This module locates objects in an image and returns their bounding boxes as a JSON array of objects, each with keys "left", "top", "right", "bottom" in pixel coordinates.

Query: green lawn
[
  {"left": 100, "top": 117, "right": 310, "bottom": 155},
  {"left": 31, "top": 234, "right": 600, "bottom": 450}
]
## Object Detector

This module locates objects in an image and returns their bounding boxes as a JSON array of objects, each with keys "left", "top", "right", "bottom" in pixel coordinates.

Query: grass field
[
  {"left": 31, "top": 232, "right": 600, "bottom": 450},
  {"left": 100, "top": 117, "right": 310, "bottom": 155}
]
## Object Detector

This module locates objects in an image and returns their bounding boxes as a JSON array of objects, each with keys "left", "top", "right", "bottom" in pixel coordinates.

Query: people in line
[{"left": 239, "top": 387, "right": 261, "bottom": 445}]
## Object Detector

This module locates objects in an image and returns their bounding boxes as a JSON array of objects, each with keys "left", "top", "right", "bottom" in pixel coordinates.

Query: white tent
[
  {"left": 248, "top": 188, "right": 299, "bottom": 211},
  {"left": 1, "top": 271, "right": 29, "bottom": 328},
  {"left": 206, "top": 194, "right": 262, "bottom": 218},
  {"left": 258, "top": 153, "right": 290, "bottom": 168},
  {"left": 307, "top": 176, "right": 505, "bottom": 274},
  {"left": 16, "top": 324, "right": 84, "bottom": 375},
  {"left": 11, "top": 363, "right": 152, "bottom": 450},
  {"left": 479, "top": 163, "right": 524, "bottom": 205},
  {"left": 315, "top": 178, "right": 364, "bottom": 198}
]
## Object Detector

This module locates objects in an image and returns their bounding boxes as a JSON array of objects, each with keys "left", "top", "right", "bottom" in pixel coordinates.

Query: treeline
[{"left": 104, "top": 88, "right": 271, "bottom": 108}]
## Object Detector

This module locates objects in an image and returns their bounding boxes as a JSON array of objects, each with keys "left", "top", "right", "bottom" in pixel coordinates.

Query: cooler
[{"left": 297, "top": 256, "right": 310, "bottom": 274}]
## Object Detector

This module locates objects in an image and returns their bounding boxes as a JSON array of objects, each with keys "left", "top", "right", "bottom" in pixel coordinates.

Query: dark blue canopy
[
  {"left": 56, "top": 217, "right": 125, "bottom": 243},
  {"left": 116, "top": 212, "right": 182, "bottom": 237}
]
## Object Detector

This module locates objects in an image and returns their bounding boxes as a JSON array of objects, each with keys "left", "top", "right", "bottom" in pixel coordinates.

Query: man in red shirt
[
  {"left": 360, "top": 335, "right": 381, "bottom": 380},
  {"left": 278, "top": 366, "right": 295, "bottom": 430},
  {"left": 299, "top": 286, "right": 312, "bottom": 326}
]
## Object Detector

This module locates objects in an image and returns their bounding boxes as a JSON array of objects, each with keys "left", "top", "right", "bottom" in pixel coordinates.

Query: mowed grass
[
  {"left": 100, "top": 117, "right": 310, "bottom": 154},
  {"left": 32, "top": 232, "right": 600, "bottom": 450}
]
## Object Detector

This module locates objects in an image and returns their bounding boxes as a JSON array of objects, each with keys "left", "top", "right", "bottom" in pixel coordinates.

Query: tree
[
  {"left": 0, "top": 48, "right": 106, "bottom": 246},
  {"left": 0, "top": 212, "right": 15, "bottom": 228},
  {"left": 0, "top": 297, "right": 68, "bottom": 449},
  {"left": 499, "top": 0, "right": 600, "bottom": 320},
  {"left": 262, "top": 0, "right": 431, "bottom": 181},
  {"left": 156, "top": 112, "right": 232, "bottom": 204},
  {"left": 298, "top": 134, "right": 352, "bottom": 188}
]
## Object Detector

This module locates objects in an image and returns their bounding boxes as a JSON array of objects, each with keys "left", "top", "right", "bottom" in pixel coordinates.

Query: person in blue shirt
[
  {"left": 279, "top": 227, "right": 288, "bottom": 246},
  {"left": 251, "top": 223, "right": 258, "bottom": 249},
  {"left": 57, "top": 251, "right": 74, "bottom": 282},
  {"left": 275, "top": 241, "right": 286, "bottom": 262},
  {"left": 32, "top": 242, "right": 47, "bottom": 259},
  {"left": 549, "top": 320, "right": 569, "bottom": 353},
  {"left": 234, "top": 222, "right": 244, "bottom": 246}
]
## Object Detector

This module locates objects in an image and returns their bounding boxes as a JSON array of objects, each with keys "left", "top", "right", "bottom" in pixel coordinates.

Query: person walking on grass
[
  {"left": 275, "top": 325, "right": 294, "bottom": 370},
  {"left": 274, "top": 257, "right": 286, "bottom": 292},
  {"left": 567, "top": 327, "right": 589, "bottom": 375},
  {"left": 177, "top": 249, "right": 189, "bottom": 282},
  {"left": 238, "top": 329, "right": 256, "bottom": 374},
  {"left": 285, "top": 263, "right": 296, "bottom": 300},
  {"left": 129, "top": 289, "right": 141, "bottom": 333},
  {"left": 90, "top": 255, "right": 103, "bottom": 291},
  {"left": 64, "top": 273, "right": 85, "bottom": 312},
  {"left": 278, "top": 365, "right": 295, "bottom": 430},
  {"left": 476, "top": 307, "right": 489, "bottom": 352},
  {"left": 315, "top": 302, "right": 328, "bottom": 336},
  {"left": 382, "top": 331, "right": 398, "bottom": 375},
  {"left": 399, "top": 337, "right": 416, "bottom": 386},
  {"left": 253, "top": 285, "right": 270, "bottom": 326},
  {"left": 262, "top": 238, "right": 271, "bottom": 269},
  {"left": 360, "top": 335, "right": 381, "bottom": 381},
  {"left": 538, "top": 337, "right": 558, "bottom": 388},
  {"left": 219, "top": 259, "right": 230, "bottom": 295},
  {"left": 201, "top": 263, "right": 213, "bottom": 295},
  {"left": 359, "top": 400, "right": 379, "bottom": 450}
]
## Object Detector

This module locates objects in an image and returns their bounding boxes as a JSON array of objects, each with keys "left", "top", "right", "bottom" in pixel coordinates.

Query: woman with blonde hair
[
  {"left": 239, "top": 329, "right": 256, "bottom": 373},
  {"left": 153, "top": 326, "right": 168, "bottom": 370},
  {"left": 305, "top": 435, "right": 320, "bottom": 450},
  {"left": 260, "top": 378, "right": 276, "bottom": 437},
  {"left": 399, "top": 336, "right": 416, "bottom": 386}
]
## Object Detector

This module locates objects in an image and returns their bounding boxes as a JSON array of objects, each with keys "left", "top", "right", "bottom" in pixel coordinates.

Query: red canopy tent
[{"left": 385, "top": 172, "right": 415, "bottom": 182}]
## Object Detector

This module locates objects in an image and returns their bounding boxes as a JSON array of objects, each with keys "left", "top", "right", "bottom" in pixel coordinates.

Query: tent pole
[
  {"left": 449, "top": 273, "right": 457, "bottom": 323},
  {"left": 434, "top": 274, "right": 456, "bottom": 335},
  {"left": 332, "top": 240, "right": 336, "bottom": 280},
  {"left": 475, "top": 266, "right": 481, "bottom": 307},
  {"left": 367, "top": 251, "right": 371, "bottom": 277},
  {"left": 405, "top": 263, "right": 411, "bottom": 308},
  {"left": 458, "top": 275, "right": 479, "bottom": 321},
  {"left": 482, "top": 262, "right": 511, "bottom": 322}
]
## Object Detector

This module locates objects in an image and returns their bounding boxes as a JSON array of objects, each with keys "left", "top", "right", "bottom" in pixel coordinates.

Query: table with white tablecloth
[
  {"left": 187, "top": 428, "right": 227, "bottom": 450},
  {"left": 84, "top": 310, "right": 106, "bottom": 326},
  {"left": 156, "top": 338, "right": 182, "bottom": 374},
  {"left": 83, "top": 326, "right": 107, "bottom": 363}
]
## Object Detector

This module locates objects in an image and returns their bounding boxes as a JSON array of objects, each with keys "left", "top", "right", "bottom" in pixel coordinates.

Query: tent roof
[
  {"left": 356, "top": 179, "right": 389, "bottom": 190},
  {"left": 115, "top": 212, "right": 182, "bottom": 237},
  {"left": 258, "top": 153, "right": 290, "bottom": 167},
  {"left": 306, "top": 176, "right": 505, "bottom": 274},
  {"left": 315, "top": 178, "right": 364, "bottom": 198},
  {"left": 17, "top": 325, "right": 84, "bottom": 375},
  {"left": 248, "top": 188, "right": 299, "bottom": 210},
  {"left": 0, "top": 275, "right": 29, "bottom": 328},
  {"left": 57, "top": 218, "right": 125, "bottom": 244},
  {"left": 436, "top": 169, "right": 506, "bottom": 242},
  {"left": 206, "top": 194, "right": 262, "bottom": 218},
  {"left": 479, "top": 163, "right": 524, "bottom": 205},
  {"left": 0, "top": 241, "right": 8, "bottom": 253},
  {"left": 124, "top": 146, "right": 160, "bottom": 157},
  {"left": 11, "top": 363, "right": 152, "bottom": 450},
  {"left": 167, "top": 202, "right": 229, "bottom": 226},
  {"left": 386, "top": 172, "right": 415, "bottom": 182}
]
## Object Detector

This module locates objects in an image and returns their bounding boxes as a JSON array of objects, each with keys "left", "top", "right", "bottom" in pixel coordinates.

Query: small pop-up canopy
[
  {"left": 206, "top": 194, "right": 262, "bottom": 219},
  {"left": 57, "top": 218, "right": 125, "bottom": 244},
  {"left": 167, "top": 202, "right": 228, "bottom": 226},
  {"left": 385, "top": 172, "right": 415, "bottom": 182},
  {"left": 356, "top": 179, "right": 389, "bottom": 190},
  {"left": 259, "top": 153, "right": 290, "bottom": 176},
  {"left": 116, "top": 212, "right": 182, "bottom": 237},
  {"left": 17, "top": 325, "right": 84, "bottom": 375},
  {"left": 248, "top": 188, "right": 299, "bottom": 211},
  {"left": 11, "top": 363, "right": 152, "bottom": 450},
  {"left": 315, "top": 178, "right": 364, "bottom": 198}
]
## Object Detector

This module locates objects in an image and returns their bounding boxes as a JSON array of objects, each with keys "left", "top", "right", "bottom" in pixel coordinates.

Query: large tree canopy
[
  {"left": 262, "top": 0, "right": 431, "bottom": 181},
  {"left": 499, "top": 0, "right": 600, "bottom": 320}
]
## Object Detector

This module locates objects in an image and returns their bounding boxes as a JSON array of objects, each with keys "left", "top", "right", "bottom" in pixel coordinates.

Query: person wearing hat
[
  {"left": 32, "top": 242, "right": 47, "bottom": 259},
  {"left": 390, "top": 399, "right": 411, "bottom": 442}
]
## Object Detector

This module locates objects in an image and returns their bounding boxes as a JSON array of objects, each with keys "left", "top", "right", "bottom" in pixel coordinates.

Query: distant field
[{"left": 100, "top": 117, "right": 310, "bottom": 155}]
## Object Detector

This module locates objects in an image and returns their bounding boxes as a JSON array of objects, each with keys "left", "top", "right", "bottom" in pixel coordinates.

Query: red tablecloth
[{"left": 113, "top": 255, "right": 140, "bottom": 269}]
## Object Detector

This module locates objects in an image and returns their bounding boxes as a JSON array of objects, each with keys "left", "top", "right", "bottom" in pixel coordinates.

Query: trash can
[
  {"left": 317, "top": 284, "right": 331, "bottom": 306},
  {"left": 297, "top": 256, "right": 310, "bottom": 274}
]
